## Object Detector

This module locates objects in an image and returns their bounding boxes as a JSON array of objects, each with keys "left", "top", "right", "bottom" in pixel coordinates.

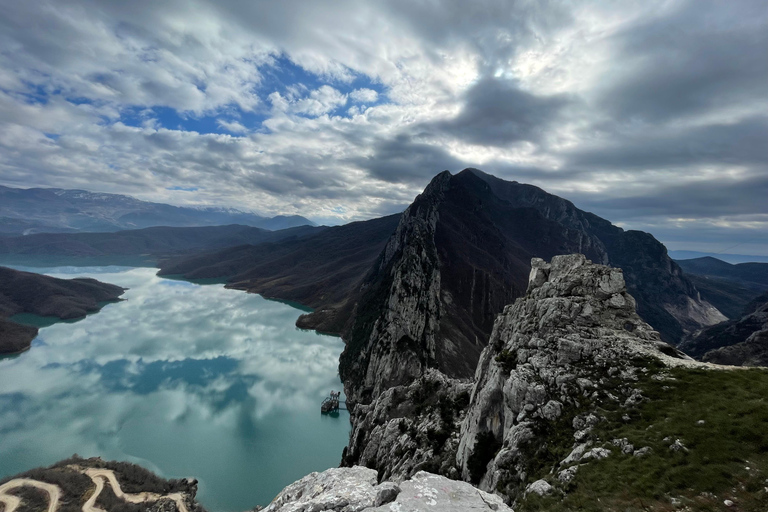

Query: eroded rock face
[
  {"left": 456, "top": 254, "right": 690, "bottom": 498},
  {"left": 262, "top": 467, "right": 512, "bottom": 512},
  {"left": 343, "top": 370, "right": 471, "bottom": 481}
]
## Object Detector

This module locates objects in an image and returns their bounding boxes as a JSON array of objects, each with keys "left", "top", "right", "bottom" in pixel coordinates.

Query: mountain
[
  {"left": 675, "top": 256, "right": 768, "bottom": 319},
  {"left": 0, "top": 266, "right": 125, "bottom": 354},
  {"left": 0, "top": 184, "right": 315, "bottom": 234},
  {"left": 340, "top": 254, "right": 768, "bottom": 510},
  {"left": 670, "top": 250, "right": 768, "bottom": 264},
  {"left": 676, "top": 256, "right": 768, "bottom": 290},
  {"left": 679, "top": 290, "right": 768, "bottom": 365},
  {"left": 338, "top": 169, "right": 723, "bottom": 407},
  {"left": 0, "top": 224, "right": 322, "bottom": 259},
  {"left": 159, "top": 214, "right": 401, "bottom": 334}
]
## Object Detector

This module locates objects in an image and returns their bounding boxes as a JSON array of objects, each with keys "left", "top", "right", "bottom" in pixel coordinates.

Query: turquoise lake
[{"left": 0, "top": 265, "right": 350, "bottom": 511}]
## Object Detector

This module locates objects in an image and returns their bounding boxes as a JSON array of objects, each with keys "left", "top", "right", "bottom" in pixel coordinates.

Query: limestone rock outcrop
[
  {"left": 342, "top": 369, "right": 471, "bottom": 481},
  {"left": 261, "top": 466, "right": 512, "bottom": 512},
  {"left": 456, "top": 254, "right": 691, "bottom": 498}
]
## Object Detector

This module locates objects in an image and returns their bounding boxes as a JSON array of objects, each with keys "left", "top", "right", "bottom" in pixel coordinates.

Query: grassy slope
[{"left": 521, "top": 367, "right": 768, "bottom": 512}]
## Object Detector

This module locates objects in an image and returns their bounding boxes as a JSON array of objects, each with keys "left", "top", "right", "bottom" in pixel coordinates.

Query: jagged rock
[
  {"left": 582, "top": 447, "right": 611, "bottom": 461},
  {"left": 611, "top": 438, "right": 635, "bottom": 454},
  {"left": 669, "top": 439, "right": 689, "bottom": 452},
  {"left": 263, "top": 467, "right": 512, "bottom": 511},
  {"left": 456, "top": 254, "right": 695, "bottom": 499},
  {"left": 343, "top": 370, "right": 472, "bottom": 481},
  {"left": 633, "top": 446, "right": 652, "bottom": 457},
  {"left": 557, "top": 466, "right": 578, "bottom": 483},
  {"left": 525, "top": 479, "right": 553, "bottom": 496}
]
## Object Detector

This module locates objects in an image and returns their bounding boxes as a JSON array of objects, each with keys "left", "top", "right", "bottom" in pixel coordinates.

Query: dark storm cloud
[
  {"left": 595, "top": 0, "right": 768, "bottom": 123},
  {"left": 421, "top": 77, "right": 573, "bottom": 146},
  {"left": 571, "top": 173, "right": 768, "bottom": 221},
  {"left": 384, "top": 0, "right": 574, "bottom": 69},
  {"left": 1, "top": 0, "right": 766, "bottom": 252},
  {"left": 566, "top": 116, "right": 768, "bottom": 170},
  {"left": 354, "top": 134, "right": 464, "bottom": 184}
]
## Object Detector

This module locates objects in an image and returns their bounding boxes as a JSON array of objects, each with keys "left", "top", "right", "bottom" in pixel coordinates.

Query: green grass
[{"left": 519, "top": 367, "right": 768, "bottom": 512}]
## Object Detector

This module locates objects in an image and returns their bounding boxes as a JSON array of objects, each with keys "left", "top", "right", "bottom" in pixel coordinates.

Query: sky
[{"left": 0, "top": 0, "right": 766, "bottom": 255}]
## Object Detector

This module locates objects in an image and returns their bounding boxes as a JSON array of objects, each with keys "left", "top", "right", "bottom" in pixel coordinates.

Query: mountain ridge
[{"left": 0, "top": 184, "right": 316, "bottom": 234}]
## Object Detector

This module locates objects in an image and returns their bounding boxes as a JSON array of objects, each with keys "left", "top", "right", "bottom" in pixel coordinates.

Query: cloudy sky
[{"left": 0, "top": 0, "right": 766, "bottom": 254}]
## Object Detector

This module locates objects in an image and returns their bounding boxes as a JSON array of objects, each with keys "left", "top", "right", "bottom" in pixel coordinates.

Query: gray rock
[
  {"left": 557, "top": 466, "right": 579, "bottom": 483},
  {"left": 633, "top": 446, "right": 652, "bottom": 457},
  {"left": 263, "top": 466, "right": 379, "bottom": 512},
  {"left": 374, "top": 482, "right": 401, "bottom": 506},
  {"left": 525, "top": 479, "right": 553, "bottom": 497},
  {"left": 561, "top": 443, "right": 592, "bottom": 466},
  {"left": 264, "top": 467, "right": 513, "bottom": 512},
  {"left": 669, "top": 439, "right": 689, "bottom": 452},
  {"left": 611, "top": 438, "right": 635, "bottom": 454},
  {"left": 581, "top": 447, "right": 611, "bottom": 461}
]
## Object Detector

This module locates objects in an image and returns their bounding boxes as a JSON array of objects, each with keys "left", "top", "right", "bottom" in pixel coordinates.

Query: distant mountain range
[
  {"left": 0, "top": 224, "right": 323, "bottom": 260},
  {"left": 0, "top": 184, "right": 315, "bottom": 234},
  {"left": 670, "top": 250, "right": 768, "bottom": 264}
]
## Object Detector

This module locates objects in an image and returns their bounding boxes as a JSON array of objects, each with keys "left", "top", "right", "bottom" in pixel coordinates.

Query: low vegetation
[{"left": 519, "top": 367, "right": 768, "bottom": 512}]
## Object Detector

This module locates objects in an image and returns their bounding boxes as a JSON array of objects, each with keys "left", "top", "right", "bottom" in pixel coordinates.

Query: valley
[{"left": 2, "top": 170, "right": 767, "bottom": 512}]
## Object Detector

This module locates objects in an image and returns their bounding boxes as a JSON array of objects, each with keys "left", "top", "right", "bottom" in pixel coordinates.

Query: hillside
[
  {"left": 677, "top": 256, "right": 768, "bottom": 290},
  {"left": 674, "top": 256, "right": 768, "bottom": 320},
  {"left": 0, "top": 184, "right": 315, "bottom": 234},
  {"left": 679, "top": 291, "right": 768, "bottom": 365},
  {"left": 159, "top": 215, "right": 401, "bottom": 334},
  {"left": 0, "top": 266, "right": 125, "bottom": 354},
  {"left": 340, "top": 254, "right": 768, "bottom": 511}
]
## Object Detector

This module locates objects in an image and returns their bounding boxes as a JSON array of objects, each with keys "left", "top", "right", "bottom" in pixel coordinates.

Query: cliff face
[
  {"left": 456, "top": 254, "right": 692, "bottom": 498},
  {"left": 466, "top": 169, "right": 725, "bottom": 341},
  {"left": 340, "top": 170, "right": 720, "bottom": 407},
  {"left": 338, "top": 170, "right": 722, "bottom": 477}
]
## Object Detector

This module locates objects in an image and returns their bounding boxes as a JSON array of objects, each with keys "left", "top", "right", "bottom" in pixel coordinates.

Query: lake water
[{"left": 0, "top": 265, "right": 350, "bottom": 511}]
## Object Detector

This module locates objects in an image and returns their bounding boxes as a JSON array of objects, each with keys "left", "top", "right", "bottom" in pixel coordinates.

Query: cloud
[
  {"left": 0, "top": 0, "right": 766, "bottom": 253},
  {"left": 349, "top": 88, "right": 378, "bottom": 103},
  {"left": 291, "top": 85, "right": 347, "bottom": 116},
  {"left": 216, "top": 119, "right": 249, "bottom": 133},
  {"left": 421, "top": 76, "right": 573, "bottom": 146}
]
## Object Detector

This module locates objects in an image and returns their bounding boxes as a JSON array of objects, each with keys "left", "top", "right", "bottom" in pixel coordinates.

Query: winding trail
[
  {"left": 79, "top": 467, "right": 189, "bottom": 512},
  {"left": 0, "top": 478, "right": 60, "bottom": 512},
  {"left": 0, "top": 467, "right": 189, "bottom": 512}
]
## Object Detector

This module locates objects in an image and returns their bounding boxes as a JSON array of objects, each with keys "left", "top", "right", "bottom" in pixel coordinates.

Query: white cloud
[
  {"left": 349, "top": 88, "right": 378, "bottom": 103},
  {"left": 0, "top": 0, "right": 765, "bottom": 251},
  {"left": 216, "top": 119, "right": 249, "bottom": 134}
]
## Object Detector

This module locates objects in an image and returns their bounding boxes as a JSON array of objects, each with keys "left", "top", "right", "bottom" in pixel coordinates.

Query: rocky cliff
[
  {"left": 338, "top": 169, "right": 723, "bottom": 476},
  {"left": 455, "top": 254, "right": 691, "bottom": 498},
  {"left": 341, "top": 253, "right": 763, "bottom": 510},
  {"left": 340, "top": 171, "right": 722, "bottom": 406}
]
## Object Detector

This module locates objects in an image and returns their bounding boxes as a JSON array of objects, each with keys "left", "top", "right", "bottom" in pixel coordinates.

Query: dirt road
[{"left": 0, "top": 478, "right": 61, "bottom": 512}]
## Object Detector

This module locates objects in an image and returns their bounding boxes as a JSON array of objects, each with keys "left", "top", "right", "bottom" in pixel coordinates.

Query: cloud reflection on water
[{"left": 0, "top": 267, "right": 350, "bottom": 512}]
